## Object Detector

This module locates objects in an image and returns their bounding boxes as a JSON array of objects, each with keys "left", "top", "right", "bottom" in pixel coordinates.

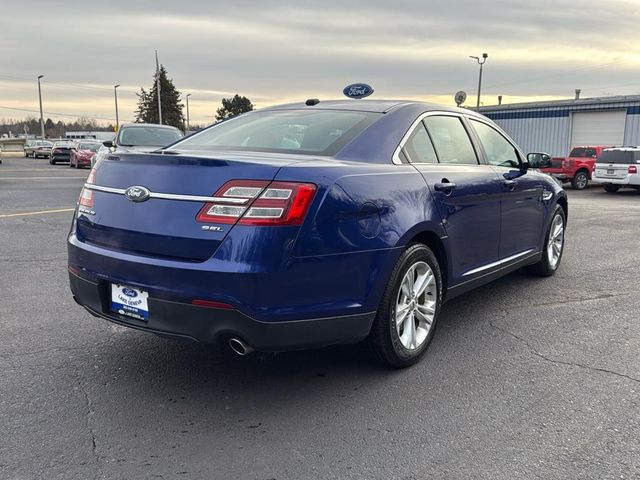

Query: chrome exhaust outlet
[{"left": 228, "top": 337, "right": 254, "bottom": 356}]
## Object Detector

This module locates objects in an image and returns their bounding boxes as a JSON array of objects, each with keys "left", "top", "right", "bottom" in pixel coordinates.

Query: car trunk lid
[{"left": 76, "top": 151, "right": 299, "bottom": 262}]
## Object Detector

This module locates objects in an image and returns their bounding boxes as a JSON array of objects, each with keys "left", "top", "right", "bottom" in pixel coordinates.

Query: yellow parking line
[{"left": 0, "top": 208, "right": 75, "bottom": 218}]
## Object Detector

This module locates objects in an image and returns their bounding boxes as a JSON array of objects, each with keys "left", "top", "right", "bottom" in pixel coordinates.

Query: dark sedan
[{"left": 50, "top": 140, "right": 76, "bottom": 164}]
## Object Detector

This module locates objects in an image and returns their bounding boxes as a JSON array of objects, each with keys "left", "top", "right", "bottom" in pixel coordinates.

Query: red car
[
  {"left": 69, "top": 141, "right": 101, "bottom": 168},
  {"left": 540, "top": 146, "right": 611, "bottom": 190}
]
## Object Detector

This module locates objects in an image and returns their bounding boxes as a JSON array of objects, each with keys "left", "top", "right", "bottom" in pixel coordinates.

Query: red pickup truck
[{"left": 540, "top": 146, "right": 611, "bottom": 190}]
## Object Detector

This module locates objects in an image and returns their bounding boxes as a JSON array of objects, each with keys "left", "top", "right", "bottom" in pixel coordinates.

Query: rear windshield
[
  {"left": 569, "top": 147, "right": 597, "bottom": 158},
  {"left": 79, "top": 143, "right": 100, "bottom": 151},
  {"left": 598, "top": 150, "right": 640, "bottom": 164},
  {"left": 172, "top": 109, "right": 381, "bottom": 156},
  {"left": 117, "top": 126, "right": 183, "bottom": 147}
]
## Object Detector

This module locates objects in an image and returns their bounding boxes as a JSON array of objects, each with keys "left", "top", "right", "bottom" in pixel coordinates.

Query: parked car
[
  {"left": 592, "top": 147, "right": 640, "bottom": 193},
  {"left": 25, "top": 140, "right": 53, "bottom": 158},
  {"left": 91, "top": 123, "right": 183, "bottom": 167},
  {"left": 50, "top": 140, "right": 76, "bottom": 164},
  {"left": 70, "top": 140, "right": 101, "bottom": 168},
  {"left": 539, "top": 145, "right": 611, "bottom": 190},
  {"left": 68, "top": 100, "right": 567, "bottom": 368}
]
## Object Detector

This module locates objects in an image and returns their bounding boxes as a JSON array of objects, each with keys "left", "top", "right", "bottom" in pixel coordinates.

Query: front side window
[
  {"left": 423, "top": 116, "right": 478, "bottom": 165},
  {"left": 469, "top": 119, "right": 520, "bottom": 168},
  {"left": 173, "top": 110, "right": 380, "bottom": 156},
  {"left": 403, "top": 124, "right": 438, "bottom": 164}
]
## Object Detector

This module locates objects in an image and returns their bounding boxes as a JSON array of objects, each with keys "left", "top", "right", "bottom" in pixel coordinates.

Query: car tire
[
  {"left": 603, "top": 184, "right": 620, "bottom": 193},
  {"left": 49, "top": 159, "right": 54, "bottom": 165},
  {"left": 571, "top": 171, "right": 589, "bottom": 190},
  {"left": 528, "top": 204, "right": 566, "bottom": 277},
  {"left": 367, "top": 243, "right": 442, "bottom": 368}
]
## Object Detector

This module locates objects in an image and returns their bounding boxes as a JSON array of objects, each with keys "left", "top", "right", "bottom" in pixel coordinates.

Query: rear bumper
[
  {"left": 69, "top": 270, "right": 375, "bottom": 350},
  {"left": 592, "top": 175, "right": 640, "bottom": 186}
]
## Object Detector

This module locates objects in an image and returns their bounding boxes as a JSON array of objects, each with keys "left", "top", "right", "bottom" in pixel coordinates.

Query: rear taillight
[
  {"left": 78, "top": 167, "right": 97, "bottom": 208},
  {"left": 629, "top": 165, "right": 638, "bottom": 174},
  {"left": 196, "top": 180, "right": 316, "bottom": 226}
]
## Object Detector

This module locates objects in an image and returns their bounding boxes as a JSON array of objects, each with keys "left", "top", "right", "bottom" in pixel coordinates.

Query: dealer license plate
[{"left": 111, "top": 284, "right": 149, "bottom": 321}]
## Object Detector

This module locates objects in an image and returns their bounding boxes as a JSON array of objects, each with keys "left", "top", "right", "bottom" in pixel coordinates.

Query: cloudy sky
[{"left": 1, "top": 0, "right": 639, "bottom": 126}]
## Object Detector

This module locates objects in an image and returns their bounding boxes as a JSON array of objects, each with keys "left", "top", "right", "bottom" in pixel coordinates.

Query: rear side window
[
  {"left": 469, "top": 119, "right": 520, "bottom": 168},
  {"left": 598, "top": 150, "right": 640, "bottom": 164},
  {"left": 424, "top": 116, "right": 478, "bottom": 165},
  {"left": 403, "top": 124, "right": 438, "bottom": 164}
]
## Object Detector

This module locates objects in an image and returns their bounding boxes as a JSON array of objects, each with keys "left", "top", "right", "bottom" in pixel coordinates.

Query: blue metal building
[{"left": 479, "top": 95, "right": 640, "bottom": 157}]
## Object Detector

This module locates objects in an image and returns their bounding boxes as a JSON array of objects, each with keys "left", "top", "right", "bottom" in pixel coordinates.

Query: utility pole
[
  {"left": 155, "top": 50, "right": 162, "bottom": 124},
  {"left": 185, "top": 93, "right": 191, "bottom": 134},
  {"left": 37, "top": 75, "right": 45, "bottom": 139},
  {"left": 114, "top": 84, "right": 120, "bottom": 131},
  {"left": 469, "top": 53, "right": 488, "bottom": 110}
]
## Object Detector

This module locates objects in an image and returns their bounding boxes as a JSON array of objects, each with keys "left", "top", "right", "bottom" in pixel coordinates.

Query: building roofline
[{"left": 479, "top": 94, "right": 640, "bottom": 112}]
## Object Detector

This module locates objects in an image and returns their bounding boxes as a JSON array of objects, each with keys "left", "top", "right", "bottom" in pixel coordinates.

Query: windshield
[
  {"left": 598, "top": 150, "right": 640, "bottom": 164},
  {"left": 54, "top": 142, "right": 74, "bottom": 147},
  {"left": 173, "top": 109, "right": 380, "bottom": 156},
  {"left": 569, "top": 147, "right": 597, "bottom": 158},
  {"left": 117, "top": 126, "right": 183, "bottom": 147},
  {"left": 79, "top": 142, "right": 100, "bottom": 152}
]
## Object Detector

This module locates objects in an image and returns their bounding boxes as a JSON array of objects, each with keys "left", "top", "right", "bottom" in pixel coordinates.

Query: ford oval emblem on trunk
[
  {"left": 343, "top": 83, "right": 374, "bottom": 99},
  {"left": 124, "top": 186, "right": 151, "bottom": 202}
]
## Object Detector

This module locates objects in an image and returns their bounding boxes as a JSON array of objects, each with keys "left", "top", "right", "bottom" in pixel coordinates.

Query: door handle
[
  {"left": 434, "top": 182, "right": 457, "bottom": 193},
  {"left": 503, "top": 179, "right": 517, "bottom": 191}
]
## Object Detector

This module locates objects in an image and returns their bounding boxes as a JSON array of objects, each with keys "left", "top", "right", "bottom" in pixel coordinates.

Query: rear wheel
[
  {"left": 528, "top": 205, "right": 565, "bottom": 276},
  {"left": 367, "top": 244, "right": 442, "bottom": 368},
  {"left": 603, "top": 184, "right": 620, "bottom": 193},
  {"left": 571, "top": 170, "right": 589, "bottom": 190}
]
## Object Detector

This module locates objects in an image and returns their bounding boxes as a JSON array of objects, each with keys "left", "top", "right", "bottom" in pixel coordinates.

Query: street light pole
[
  {"left": 37, "top": 75, "right": 45, "bottom": 139},
  {"left": 469, "top": 53, "right": 488, "bottom": 110},
  {"left": 155, "top": 50, "right": 162, "bottom": 125},
  {"left": 185, "top": 93, "right": 191, "bottom": 134},
  {"left": 114, "top": 84, "right": 120, "bottom": 131}
]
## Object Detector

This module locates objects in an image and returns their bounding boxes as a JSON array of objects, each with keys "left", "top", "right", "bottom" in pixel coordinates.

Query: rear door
[
  {"left": 400, "top": 114, "right": 502, "bottom": 284},
  {"left": 467, "top": 118, "right": 544, "bottom": 259}
]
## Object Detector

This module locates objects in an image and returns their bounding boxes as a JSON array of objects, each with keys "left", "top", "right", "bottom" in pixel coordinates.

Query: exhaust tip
[{"left": 228, "top": 337, "right": 254, "bottom": 356}]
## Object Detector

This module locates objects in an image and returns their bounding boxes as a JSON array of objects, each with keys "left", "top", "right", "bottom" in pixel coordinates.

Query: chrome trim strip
[
  {"left": 84, "top": 184, "right": 249, "bottom": 204},
  {"left": 462, "top": 249, "right": 535, "bottom": 277}
]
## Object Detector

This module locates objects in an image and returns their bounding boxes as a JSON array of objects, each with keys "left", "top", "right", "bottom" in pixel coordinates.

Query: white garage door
[{"left": 570, "top": 110, "right": 626, "bottom": 147}]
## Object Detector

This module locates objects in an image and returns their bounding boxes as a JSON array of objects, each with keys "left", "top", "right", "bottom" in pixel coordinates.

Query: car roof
[
  {"left": 264, "top": 99, "right": 467, "bottom": 115},
  {"left": 119, "top": 123, "right": 181, "bottom": 130}
]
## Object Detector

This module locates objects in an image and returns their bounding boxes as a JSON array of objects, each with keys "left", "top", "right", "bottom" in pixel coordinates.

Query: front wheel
[
  {"left": 603, "top": 184, "right": 620, "bottom": 193},
  {"left": 528, "top": 205, "right": 566, "bottom": 276},
  {"left": 571, "top": 171, "right": 589, "bottom": 190},
  {"left": 367, "top": 244, "right": 442, "bottom": 368}
]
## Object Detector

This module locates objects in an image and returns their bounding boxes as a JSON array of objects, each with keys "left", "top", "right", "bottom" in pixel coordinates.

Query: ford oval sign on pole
[{"left": 343, "top": 83, "right": 374, "bottom": 99}]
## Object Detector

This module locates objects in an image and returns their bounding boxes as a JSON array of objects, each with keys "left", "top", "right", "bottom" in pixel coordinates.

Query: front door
[{"left": 467, "top": 118, "right": 544, "bottom": 259}]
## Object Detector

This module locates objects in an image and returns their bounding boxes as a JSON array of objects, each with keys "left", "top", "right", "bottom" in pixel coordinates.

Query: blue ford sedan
[{"left": 68, "top": 100, "right": 567, "bottom": 367}]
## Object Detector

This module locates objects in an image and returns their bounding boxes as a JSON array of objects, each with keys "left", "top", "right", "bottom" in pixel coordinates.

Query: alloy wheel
[
  {"left": 547, "top": 213, "right": 564, "bottom": 269},
  {"left": 395, "top": 261, "right": 437, "bottom": 350}
]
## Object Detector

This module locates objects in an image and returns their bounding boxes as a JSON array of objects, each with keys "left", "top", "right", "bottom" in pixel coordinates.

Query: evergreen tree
[
  {"left": 135, "top": 65, "right": 185, "bottom": 130},
  {"left": 215, "top": 95, "right": 254, "bottom": 121}
]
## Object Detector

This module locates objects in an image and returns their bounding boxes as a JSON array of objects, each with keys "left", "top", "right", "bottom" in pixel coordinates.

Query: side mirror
[
  {"left": 527, "top": 152, "right": 551, "bottom": 169},
  {"left": 103, "top": 140, "right": 114, "bottom": 148}
]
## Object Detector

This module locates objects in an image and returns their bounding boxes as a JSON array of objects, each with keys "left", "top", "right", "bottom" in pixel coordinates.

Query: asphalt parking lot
[{"left": 1, "top": 155, "right": 639, "bottom": 480}]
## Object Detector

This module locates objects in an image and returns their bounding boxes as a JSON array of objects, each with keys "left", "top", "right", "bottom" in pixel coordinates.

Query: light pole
[
  {"left": 155, "top": 50, "right": 162, "bottom": 124},
  {"left": 469, "top": 53, "right": 488, "bottom": 109},
  {"left": 185, "top": 93, "right": 191, "bottom": 134},
  {"left": 37, "top": 75, "right": 45, "bottom": 139},
  {"left": 114, "top": 84, "right": 120, "bottom": 131}
]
